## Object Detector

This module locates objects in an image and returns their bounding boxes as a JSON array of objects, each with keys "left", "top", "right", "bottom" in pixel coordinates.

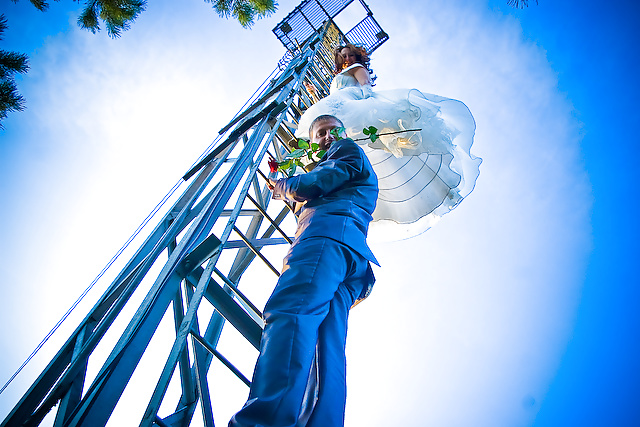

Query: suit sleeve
[{"left": 272, "top": 139, "right": 364, "bottom": 203}]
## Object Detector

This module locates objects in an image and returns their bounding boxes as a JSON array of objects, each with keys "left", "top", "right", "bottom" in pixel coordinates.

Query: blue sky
[
  {"left": 0, "top": 0, "right": 638, "bottom": 426},
  {"left": 510, "top": 2, "right": 640, "bottom": 425}
]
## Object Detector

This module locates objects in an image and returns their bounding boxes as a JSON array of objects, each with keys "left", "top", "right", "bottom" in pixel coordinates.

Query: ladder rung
[
  {"left": 186, "top": 267, "right": 263, "bottom": 350},
  {"left": 190, "top": 330, "right": 251, "bottom": 387}
]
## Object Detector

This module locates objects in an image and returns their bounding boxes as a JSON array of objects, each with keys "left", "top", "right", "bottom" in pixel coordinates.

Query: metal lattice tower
[{"left": 1, "top": 1, "right": 387, "bottom": 425}]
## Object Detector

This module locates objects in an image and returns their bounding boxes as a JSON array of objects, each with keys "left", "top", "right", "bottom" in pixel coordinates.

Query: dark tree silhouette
[
  {"left": 507, "top": 0, "right": 539, "bottom": 8},
  {"left": 77, "top": 0, "right": 146, "bottom": 37},
  {"left": 0, "top": 14, "right": 29, "bottom": 129},
  {"left": 15, "top": 0, "right": 277, "bottom": 37}
]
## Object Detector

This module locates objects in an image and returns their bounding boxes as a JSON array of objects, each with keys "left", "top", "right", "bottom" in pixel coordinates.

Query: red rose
[{"left": 268, "top": 157, "right": 279, "bottom": 174}]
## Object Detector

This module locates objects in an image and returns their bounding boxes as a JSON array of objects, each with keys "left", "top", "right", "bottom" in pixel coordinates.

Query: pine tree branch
[
  {"left": 0, "top": 14, "right": 30, "bottom": 128},
  {"left": 28, "top": 0, "right": 49, "bottom": 12},
  {"left": 9, "top": 0, "right": 50, "bottom": 13},
  {"left": 77, "top": 1, "right": 100, "bottom": 34},
  {"left": 0, "top": 80, "right": 25, "bottom": 112},
  {"left": 211, "top": 0, "right": 233, "bottom": 18},
  {"left": 233, "top": 1, "right": 255, "bottom": 28},
  {"left": 0, "top": 79, "right": 26, "bottom": 128},
  {"left": 206, "top": 0, "right": 276, "bottom": 28},
  {"left": 78, "top": 0, "right": 146, "bottom": 38},
  {"left": 0, "top": 14, "right": 6, "bottom": 39},
  {"left": 0, "top": 51, "right": 30, "bottom": 78},
  {"left": 507, "top": 0, "right": 539, "bottom": 8}
]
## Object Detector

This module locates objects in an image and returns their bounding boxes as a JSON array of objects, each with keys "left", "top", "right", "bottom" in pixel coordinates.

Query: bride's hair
[{"left": 333, "top": 43, "right": 373, "bottom": 76}]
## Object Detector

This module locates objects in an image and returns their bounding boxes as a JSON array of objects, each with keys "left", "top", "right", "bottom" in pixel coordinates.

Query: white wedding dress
[{"left": 295, "top": 63, "right": 481, "bottom": 238}]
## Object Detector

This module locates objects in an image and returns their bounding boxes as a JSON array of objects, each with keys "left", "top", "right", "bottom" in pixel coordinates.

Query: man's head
[{"left": 309, "top": 115, "right": 346, "bottom": 150}]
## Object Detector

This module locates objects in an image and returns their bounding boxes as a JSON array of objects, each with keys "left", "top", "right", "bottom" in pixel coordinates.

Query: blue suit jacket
[{"left": 272, "top": 138, "right": 379, "bottom": 266}]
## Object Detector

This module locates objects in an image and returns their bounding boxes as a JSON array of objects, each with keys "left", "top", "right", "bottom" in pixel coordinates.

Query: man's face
[{"left": 311, "top": 118, "right": 344, "bottom": 150}]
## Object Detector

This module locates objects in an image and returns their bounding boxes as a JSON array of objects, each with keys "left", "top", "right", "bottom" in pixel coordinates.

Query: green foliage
[
  {"left": 17, "top": 0, "right": 49, "bottom": 12},
  {"left": 330, "top": 126, "right": 345, "bottom": 139},
  {"left": 207, "top": 0, "right": 277, "bottom": 28},
  {"left": 0, "top": 14, "right": 29, "bottom": 129},
  {"left": 276, "top": 139, "right": 326, "bottom": 177},
  {"left": 0, "top": 80, "right": 26, "bottom": 125},
  {"left": 507, "top": 0, "right": 538, "bottom": 8},
  {"left": 0, "top": 50, "right": 29, "bottom": 79},
  {"left": 274, "top": 127, "right": 347, "bottom": 176},
  {"left": 15, "top": 0, "right": 276, "bottom": 38},
  {"left": 272, "top": 125, "right": 421, "bottom": 177},
  {"left": 362, "top": 125, "right": 379, "bottom": 142},
  {"left": 78, "top": 0, "right": 146, "bottom": 38}
]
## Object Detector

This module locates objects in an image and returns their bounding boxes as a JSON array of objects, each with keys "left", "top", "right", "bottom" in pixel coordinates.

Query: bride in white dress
[{"left": 295, "top": 44, "right": 481, "bottom": 237}]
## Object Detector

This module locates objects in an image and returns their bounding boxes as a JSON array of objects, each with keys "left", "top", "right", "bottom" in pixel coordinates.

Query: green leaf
[
  {"left": 363, "top": 126, "right": 379, "bottom": 142},
  {"left": 285, "top": 148, "right": 306, "bottom": 159},
  {"left": 330, "top": 127, "right": 345, "bottom": 140},
  {"left": 316, "top": 150, "right": 326, "bottom": 159},
  {"left": 311, "top": 142, "right": 319, "bottom": 151},
  {"left": 297, "top": 139, "right": 309, "bottom": 149},
  {"left": 277, "top": 159, "right": 292, "bottom": 172}
]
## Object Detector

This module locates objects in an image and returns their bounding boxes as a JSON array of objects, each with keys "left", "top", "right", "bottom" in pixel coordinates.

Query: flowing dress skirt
[{"left": 295, "top": 86, "right": 482, "bottom": 238}]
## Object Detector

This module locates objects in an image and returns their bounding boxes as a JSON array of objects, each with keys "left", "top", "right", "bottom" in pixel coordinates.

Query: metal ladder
[{"left": 1, "top": 1, "right": 387, "bottom": 425}]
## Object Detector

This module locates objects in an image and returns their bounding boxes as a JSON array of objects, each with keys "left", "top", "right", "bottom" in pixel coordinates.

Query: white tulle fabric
[{"left": 295, "top": 63, "right": 481, "bottom": 238}]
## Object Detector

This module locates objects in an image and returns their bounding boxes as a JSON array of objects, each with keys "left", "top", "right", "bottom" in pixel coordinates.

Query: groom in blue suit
[{"left": 229, "top": 115, "right": 379, "bottom": 427}]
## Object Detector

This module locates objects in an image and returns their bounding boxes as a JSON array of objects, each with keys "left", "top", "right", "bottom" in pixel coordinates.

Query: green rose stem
[
  {"left": 273, "top": 126, "right": 421, "bottom": 176},
  {"left": 355, "top": 126, "right": 422, "bottom": 143}
]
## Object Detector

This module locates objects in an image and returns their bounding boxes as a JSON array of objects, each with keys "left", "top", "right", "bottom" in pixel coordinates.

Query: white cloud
[{"left": 343, "top": 1, "right": 591, "bottom": 426}]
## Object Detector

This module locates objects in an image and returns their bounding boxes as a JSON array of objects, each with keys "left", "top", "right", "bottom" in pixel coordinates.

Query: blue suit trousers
[{"left": 229, "top": 237, "right": 372, "bottom": 427}]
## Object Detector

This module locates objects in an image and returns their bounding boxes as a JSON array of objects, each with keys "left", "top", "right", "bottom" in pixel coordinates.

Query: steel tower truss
[{"left": 2, "top": 0, "right": 387, "bottom": 425}]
